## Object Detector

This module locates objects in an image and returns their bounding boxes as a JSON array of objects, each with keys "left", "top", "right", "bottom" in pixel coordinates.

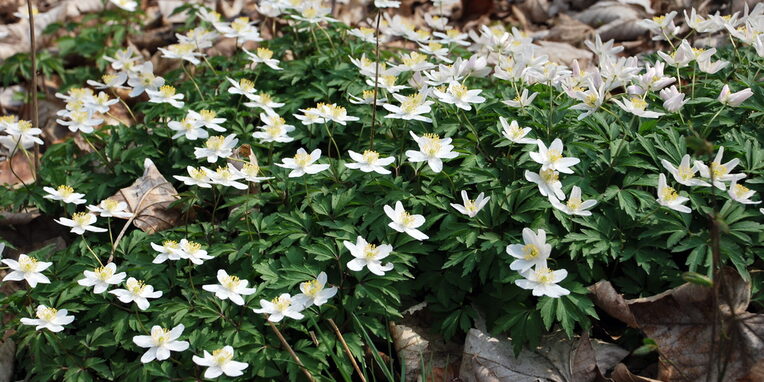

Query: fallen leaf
[
  {"left": 109, "top": 158, "right": 181, "bottom": 234},
  {"left": 590, "top": 267, "right": 764, "bottom": 381},
  {"left": 610, "top": 363, "right": 662, "bottom": 382},
  {"left": 536, "top": 40, "right": 593, "bottom": 67},
  {"left": 0, "top": 150, "right": 36, "bottom": 187},
  {"left": 458, "top": 328, "right": 628, "bottom": 382}
]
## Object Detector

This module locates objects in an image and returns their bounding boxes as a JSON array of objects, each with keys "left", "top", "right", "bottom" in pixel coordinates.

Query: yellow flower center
[
  {"left": 535, "top": 267, "right": 555, "bottom": 284},
  {"left": 427, "top": 42, "right": 443, "bottom": 51},
  {"left": 566, "top": 197, "right": 582, "bottom": 210},
  {"left": 660, "top": 186, "right": 679, "bottom": 201},
  {"left": 733, "top": 184, "right": 750, "bottom": 198},
  {"left": 710, "top": 162, "right": 728, "bottom": 178},
  {"left": 239, "top": 79, "right": 255, "bottom": 92},
  {"left": 189, "top": 167, "right": 207, "bottom": 180},
  {"left": 522, "top": 244, "right": 539, "bottom": 260},
  {"left": 102, "top": 74, "right": 118, "bottom": 84},
  {"left": 181, "top": 118, "right": 196, "bottom": 131},
  {"left": 212, "top": 348, "right": 233, "bottom": 364},
  {"left": 540, "top": 169, "right": 559, "bottom": 183},
  {"left": 257, "top": 47, "right": 274, "bottom": 60},
  {"left": 185, "top": 241, "right": 202, "bottom": 254},
  {"left": 464, "top": 199, "right": 478, "bottom": 213},
  {"left": 363, "top": 243, "right": 379, "bottom": 259},
  {"left": 362, "top": 90, "right": 375, "bottom": 99},
  {"left": 271, "top": 295, "right": 291, "bottom": 311},
  {"left": 221, "top": 275, "right": 241, "bottom": 290},
  {"left": 103, "top": 199, "right": 120, "bottom": 211},
  {"left": 547, "top": 149, "right": 562, "bottom": 163},
  {"left": 206, "top": 136, "right": 225, "bottom": 150},
  {"left": 360, "top": 27, "right": 374, "bottom": 35},
  {"left": 302, "top": 279, "right": 322, "bottom": 297},
  {"left": 259, "top": 93, "right": 272, "bottom": 105},
  {"left": 630, "top": 97, "right": 647, "bottom": 111},
  {"left": 265, "top": 124, "right": 283, "bottom": 138},
  {"left": 584, "top": 93, "right": 599, "bottom": 107},
  {"left": 652, "top": 15, "right": 666, "bottom": 23},
  {"left": 677, "top": 165, "right": 695, "bottom": 180},
  {"left": 57, "top": 185, "right": 74, "bottom": 197},
  {"left": 152, "top": 328, "right": 171, "bottom": 346},
  {"left": 172, "top": 43, "right": 196, "bottom": 55},
  {"left": 362, "top": 150, "right": 379, "bottom": 163},
  {"left": 294, "top": 152, "right": 312, "bottom": 167},
  {"left": 302, "top": 7, "right": 318, "bottom": 19},
  {"left": 400, "top": 211, "right": 416, "bottom": 226},
  {"left": 231, "top": 17, "right": 250, "bottom": 32},
  {"left": 402, "top": 52, "right": 426, "bottom": 67},
  {"left": 199, "top": 110, "right": 216, "bottom": 121},
  {"left": 95, "top": 265, "right": 115, "bottom": 281},
  {"left": 242, "top": 163, "right": 260, "bottom": 177},
  {"left": 127, "top": 279, "right": 147, "bottom": 294},
  {"left": 450, "top": 83, "right": 468, "bottom": 98},
  {"left": 72, "top": 212, "right": 92, "bottom": 225},
  {"left": 19, "top": 256, "right": 38, "bottom": 273},
  {"left": 159, "top": 85, "right": 176, "bottom": 97},
  {"left": 421, "top": 133, "right": 442, "bottom": 156},
  {"left": 163, "top": 240, "right": 179, "bottom": 249},
  {"left": 37, "top": 306, "right": 57, "bottom": 321},
  {"left": 447, "top": 29, "right": 461, "bottom": 38},
  {"left": 381, "top": 75, "right": 397, "bottom": 88}
]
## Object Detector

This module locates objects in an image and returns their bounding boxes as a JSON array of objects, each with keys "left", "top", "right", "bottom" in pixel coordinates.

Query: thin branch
[
  {"left": 268, "top": 321, "right": 316, "bottom": 382},
  {"left": 328, "top": 318, "right": 366, "bottom": 382},
  {"left": 27, "top": 0, "right": 40, "bottom": 180}
]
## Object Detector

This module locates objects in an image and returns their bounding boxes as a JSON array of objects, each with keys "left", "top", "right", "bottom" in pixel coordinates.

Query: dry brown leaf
[
  {"left": 109, "top": 158, "right": 181, "bottom": 234},
  {"left": 590, "top": 267, "right": 764, "bottom": 381},
  {"left": 458, "top": 329, "right": 628, "bottom": 382},
  {"left": 546, "top": 14, "right": 594, "bottom": 45},
  {"left": 575, "top": 1, "right": 640, "bottom": 27},
  {"left": 536, "top": 40, "right": 593, "bottom": 67},
  {"left": 0, "top": 150, "right": 36, "bottom": 187},
  {"left": 610, "top": 363, "right": 662, "bottom": 382},
  {"left": 588, "top": 281, "right": 638, "bottom": 328},
  {"left": 515, "top": 0, "right": 552, "bottom": 24}
]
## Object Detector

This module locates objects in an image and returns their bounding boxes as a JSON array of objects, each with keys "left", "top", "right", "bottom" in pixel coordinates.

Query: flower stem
[
  {"left": 268, "top": 321, "right": 316, "bottom": 382},
  {"left": 82, "top": 238, "right": 104, "bottom": 267},
  {"left": 27, "top": 0, "right": 39, "bottom": 180},
  {"left": 182, "top": 62, "right": 206, "bottom": 102},
  {"left": 328, "top": 318, "right": 366, "bottom": 382},
  {"left": 369, "top": 10, "right": 382, "bottom": 150}
]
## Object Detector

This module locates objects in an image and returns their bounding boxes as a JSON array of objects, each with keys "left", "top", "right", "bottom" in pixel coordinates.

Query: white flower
[
  {"left": 549, "top": 186, "right": 597, "bottom": 216},
  {"left": 656, "top": 174, "right": 691, "bottom": 213},
  {"left": 506, "top": 228, "right": 551, "bottom": 273},
  {"left": 103, "top": 48, "right": 139, "bottom": 72},
  {"left": 659, "top": 85, "right": 688, "bottom": 113},
  {"left": 253, "top": 293, "right": 305, "bottom": 322},
  {"left": 178, "top": 239, "right": 212, "bottom": 265},
  {"left": 718, "top": 84, "right": 753, "bottom": 107},
  {"left": 20, "top": 305, "right": 74, "bottom": 332},
  {"left": 87, "top": 199, "right": 133, "bottom": 218},
  {"left": 244, "top": 47, "right": 282, "bottom": 70},
  {"left": 529, "top": 139, "right": 580, "bottom": 174},
  {"left": 515, "top": 267, "right": 570, "bottom": 298},
  {"left": 252, "top": 113, "right": 295, "bottom": 143},
  {"left": 158, "top": 43, "right": 203, "bottom": 65},
  {"left": 78, "top": 263, "right": 127, "bottom": 293},
  {"left": 110, "top": 277, "right": 163, "bottom": 310},
  {"left": 500, "top": 117, "right": 534, "bottom": 144},
  {"left": 294, "top": 108, "right": 325, "bottom": 125},
  {"left": 345, "top": 150, "right": 395, "bottom": 174},
  {"left": 570, "top": 82, "right": 606, "bottom": 120},
  {"left": 187, "top": 110, "right": 226, "bottom": 132},
  {"left": 232, "top": 162, "right": 273, "bottom": 183},
  {"left": 323, "top": 104, "right": 360, "bottom": 125},
  {"left": 503, "top": 88, "right": 538, "bottom": 108},
  {"left": 206, "top": 164, "right": 248, "bottom": 190},
  {"left": 383, "top": 92, "right": 433, "bottom": 122},
  {"left": 369, "top": 74, "right": 409, "bottom": 94},
  {"left": 375, "top": 0, "right": 401, "bottom": 8},
  {"left": 613, "top": 96, "right": 665, "bottom": 119},
  {"left": 405, "top": 131, "right": 458, "bottom": 173},
  {"left": 110, "top": 0, "right": 138, "bottom": 12},
  {"left": 56, "top": 109, "right": 103, "bottom": 134},
  {"left": 226, "top": 77, "right": 257, "bottom": 100},
  {"left": 348, "top": 27, "right": 378, "bottom": 44},
  {"left": 174, "top": 167, "right": 213, "bottom": 188},
  {"left": 151, "top": 240, "right": 183, "bottom": 263},
  {"left": 43, "top": 185, "right": 86, "bottom": 205},
  {"left": 1, "top": 254, "right": 52, "bottom": 287},
  {"left": 343, "top": 236, "right": 395, "bottom": 275},
  {"left": 525, "top": 169, "right": 565, "bottom": 201},
  {"left": 349, "top": 89, "right": 384, "bottom": 106},
  {"left": 218, "top": 17, "right": 262, "bottom": 43},
  {"left": 86, "top": 72, "right": 128, "bottom": 90},
  {"left": 146, "top": 85, "right": 185, "bottom": 108},
  {"left": 127, "top": 62, "right": 165, "bottom": 97},
  {"left": 661, "top": 155, "right": 710, "bottom": 187},
  {"left": 450, "top": 190, "right": 489, "bottom": 218},
  {"left": 275, "top": 148, "right": 330, "bottom": 178},
  {"left": 432, "top": 81, "right": 485, "bottom": 111},
  {"left": 418, "top": 42, "right": 452, "bottom": 63},
  {"left": 390, "top": 51, "right": 435, "bottom": 74},
  {"left": 244, "top": 93, "right": 285, "bottom": 115},
  {"left": 698, "top": 57, "right": 729, "bottom": 74},
  {"left": 202, "top": 269, "right": 257, "bottom": 306},
  {"left": 132, "top": 324, "right": 189, "bottom": 363},
  {"left": 193, "top": 346, "right": 249, "bottom": 378},
  {"left": 293, "top": 272, "right": 338, "bottom": 307},
  {"left": 194, "top": 134, "right": 239, "bottom": 163},
  {"left": 384, "top": 201, "right": 429, "bottom": 240},
  {"left": 168, "top": 117, "right": 208, "bottom": 141},
  {"left": 55, "top": 213, "right": 108, "bottom": 235},
  {"left": 728, "top": 180, "right": 760, "bottom": 205},
  {"left": 694, "top": 146, "right": 746, "bottom": 190}
]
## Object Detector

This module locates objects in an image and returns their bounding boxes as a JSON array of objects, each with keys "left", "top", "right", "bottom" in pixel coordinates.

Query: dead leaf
[
  {"left": 536, "top": 40, "right": 593, "bottom": 67},
  {"left": 590, "top": 267, "right": 764, "bottom": 381},
  {"left": 546, "top": 14, "right": 594, "bottom": 45},
  {"left": 610, "top": 364, "right": 662, "bottom": 382},
  {"left": 458, "top": 328, "right": 628, "bottom": 382},
  {"left": 588, "top": 281, "right": 638, "bottom": 328},
  {"left": 515, "top": 0, "right": 552, "bottom": 24},
  {"left": 0, "top": 150, "right": 36, "bottom": 187},
  {"left": 109, "top": 158, "right": 181, "bottom": 234}
]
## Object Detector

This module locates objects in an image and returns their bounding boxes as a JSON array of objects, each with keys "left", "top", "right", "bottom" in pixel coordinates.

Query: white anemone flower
[
  {"left": 194, "top": 134, "right": 239, "bottom": 163},
  {"left": 187, "top": 110, "right": 226, "bottom": 132},
  {"left": 178, "top": 239, "right": 212, "bottom": 265},
  {"left": 193, "top": 346, "right": 249, "bottom": 378},
  {"left": 244, "top": 93, "right": 285, "bottom": 115},
  {"left": 43, "top": 185, "right": 86, "bottom": 205},
  {"left": 252, "top": 113, "right": 295, "bottom": 143},
  {"left": 87, "top": 199, "right": 133, "bottom": 218},
  {"left": 174, "top": 166, "right": 213, "bottom": 188},
  {"left": 232, "top": 162, "right": 273, "bottom": 183},
  {"left": 151, "top": 240, "right": 183, "bottom": 263},
  {"left": 384, "top": 201, "right": 429, "bottom": 240},
  {"left": 405, "top": 131, "right": 458, "bottom": 173},
  {"left": 202, "top": 269, "right": 257, "bottom": 305},
  {"left": 656, "top": 174, "right": 691, "bottom": 213},
  {"left": 206, "top": 164, "right": 248, "bottom": 190},
  {"left": 293, "top": 272, "right": 338, "bottom": 307},
  {"left": 86, "top": 72, "right": 128, "bottom": 90},
  {"left": 1, "top": 254, "right": 52, "bottom": 287},
  {"left": 55, "top": 212, "right": 108, "bottom": 235},
  {"left": 728, "top": 180, "right": 761, "bottom": 205},
  {"left": 110, "top": 0, "right": 138, "bottom": 12},
  {"left": 127, "top": 62, "right": 165, "bottom": 97},
  {"left": 157, "top": 43, "right": 203, "bottom": 65},
  {"left": 613, "top": 96, "right": 665, "bottom": 118},
  {"left": 525, "top": 169, "right": 565, "bottom": 201},
  {"left": 110, "top": 277, "right": 163, "bottom": 310},
  {"left": 503, "top": 88, "right": 538, "bottom": 108},
  {"left": 21, "top": 305, "right": 75, "bottom": 332},
  {"left": 275, "top": 148, "right": 330, "bottom": 178},
  {"left": 529, "top": 139, "right": 580, "bottom": 174},
  {"left": 506, "top": 228, "right": 552, "bottom": 273},
  {"left": 132, "top": 324, "right": 189, "bottom": 363},
  {"left": 659, "top": 85, "right": 688, "bottom": 112},
  {"left": 383, "top": 92, "right": 433, "bottom": 122},
  {"left": 56, "top": 110, "right": 103, "bottom": 134},
  {"left": 500, "top": 117, "right": 535, "bottom": 144},
  {"left": 694, "top": 146, "right": 746, "bottom": 190},
  {"left": 660, "top": 155, "right": 710, "bottom": 187},
  {"left": 253, "top": 293, "right": 305, "bottom": 322},
  {"left": 345, "top": 150, "right": 395, "bottom": 174},
  {"left": 146, "top": 85, "right": 185, "bottom": 108},
  {"left": 718, "top": 84, "right": 753, "bottom": 107},
  {"left": 168, "top": 117, "right": 208, "bottom": 141},
  {"left": 375, "top": 0, "right": 401, "bottom": 8},
  {"left": 343, "top": 236, "right": 395, "bottom": 275},
  {"left": 432, "top": 81, "right": 485, "bottom": 111},
  {"left": 549, "top": 186, "right": 597, "bottom": 216},
  {"left": 77, "top": 263, "right": 127, "bottom": 293},
  {"left": 515, "top": 267, "right": 570, "bottom": 298},
  {"left": 244, "top": 47, "right": 282, "bottom": 70},
  {"left": 226, "top": 78, "right": 258, "bottom": 100},
  {"left": 450, "top": 190, "right": 490, "bottom": 218}
]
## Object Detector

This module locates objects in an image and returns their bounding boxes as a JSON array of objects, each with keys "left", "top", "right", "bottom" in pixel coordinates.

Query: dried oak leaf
[
  {"left": 589, "top": 267, "right": 764, "bottom": 381},
  {"left": 458, "top": 328, "right": 627, "bottom": 382},
  {"left": 109, "top": 158, "right": 180, "bottom": 234}
]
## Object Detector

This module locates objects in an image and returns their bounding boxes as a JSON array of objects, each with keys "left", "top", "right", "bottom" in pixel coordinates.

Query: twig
[
  {"left": 369, "top": 10, "right": 382, "bottom": 150},
  {"left": 27, "top": 0, "right": 40, "bottom": 180},
  {"left": 328, "top": 318, "right": 366, "bottom": 382},
  {"left": 268, "top": 321, "right": 316, "bottom": 382}
]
